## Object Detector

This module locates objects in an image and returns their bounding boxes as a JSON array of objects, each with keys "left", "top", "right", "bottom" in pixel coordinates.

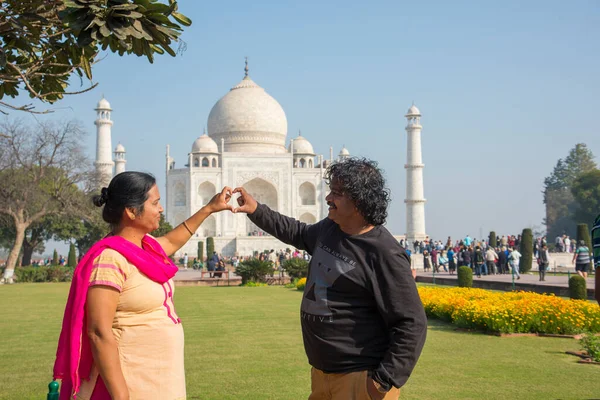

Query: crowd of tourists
[
  {"left": 406, "top": 236, "right": 525, "bottom": 279},
  {"left": 402, "top": 233, "right": 593, "bottom": 280},
  {"left": 183, "top": 247, "right": 311, "bottom": 273}
]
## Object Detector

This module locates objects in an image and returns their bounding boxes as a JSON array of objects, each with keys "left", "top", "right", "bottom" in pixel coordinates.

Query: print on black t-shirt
[{"left": 301, "top": 243, "right": 356, "bottom": 322}]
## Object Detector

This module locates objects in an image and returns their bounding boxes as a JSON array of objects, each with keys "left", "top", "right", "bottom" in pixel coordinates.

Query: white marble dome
[
  {"left": 289, "top": 133, "right": 314, "bottom": 154},
  {"left": 207, "top": 75, "right": 287, "bottom": 153},
  {"left": 192, "top": 134, "right": 219, "bottom": 153},
  {"left": 96, "top": 97, "right": 111, "bottom": 110},
  {"left": 406, "top": 104, "right": 421, "bottom": 116},
  {"left": 114, "top": 143, "right": 125, "bottom": 152},
  {"left": 339, "top": 147, "right": 350, "bottom": 156}
]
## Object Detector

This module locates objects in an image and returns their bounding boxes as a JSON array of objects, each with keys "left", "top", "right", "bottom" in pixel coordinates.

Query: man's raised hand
[{"left": 232, "top": 187, "right": 258, "bottom": 214}]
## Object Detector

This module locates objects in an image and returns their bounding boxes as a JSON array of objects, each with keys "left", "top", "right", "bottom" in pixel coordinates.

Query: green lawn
[{"left": 1, "top": 284, "right": 599, "bottom": 399}]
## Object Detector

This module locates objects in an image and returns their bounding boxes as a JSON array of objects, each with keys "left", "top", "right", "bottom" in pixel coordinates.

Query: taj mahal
[{"left": 93, "top": 61, "right": 428, "bottom": 257}]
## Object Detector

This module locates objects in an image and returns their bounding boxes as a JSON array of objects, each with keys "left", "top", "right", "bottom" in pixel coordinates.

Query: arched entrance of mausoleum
[{"left": 242, "top": 178, "right": 278, "bottom": 236}]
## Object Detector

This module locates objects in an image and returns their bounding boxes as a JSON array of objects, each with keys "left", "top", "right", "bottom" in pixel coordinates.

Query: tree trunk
[
  {"left": 21, "top": 240, "right": 34, "bottom": 266},
  {"left": 21, "top": 227, "right": 43, "bottom": 267},
  {"left": 3, "top": 222, "right": 27, "bottom": 282}
]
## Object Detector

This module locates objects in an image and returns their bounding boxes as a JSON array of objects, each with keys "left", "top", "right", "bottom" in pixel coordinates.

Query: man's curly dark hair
[{"left": 325, "top": 157, "right": 391, "bottom": 226}]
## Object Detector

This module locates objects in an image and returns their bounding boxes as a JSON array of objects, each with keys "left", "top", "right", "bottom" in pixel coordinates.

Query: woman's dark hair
[
  {"left": 92, "top": 171, "right": 156, "bottom": 225},
  {"left": 325, "top": 157, "right": 390, "bottom": 226}
]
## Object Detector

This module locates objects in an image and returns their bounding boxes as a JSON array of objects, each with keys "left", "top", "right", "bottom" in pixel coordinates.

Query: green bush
[
  {"left": 519, "top": 228, "right": 533, "bottom": 273},
  {"left": 296, "top": 277, "right": 307, "bottom": 291},
  {"left": 579, "top": 333, "right": 600, "bottom": 362},
  {"left": 576, "top": 223, "right": 594, "bottom": 272},
  {"left": 197, "top": 240, "right": 204, "bottom": 262},
  {"left": 489, "top": 231, "right": 497, "bottom": 248},
  {"left": 14, "top": 266, "right": 73, "bottom": 283},
  {"left": 67, "top": 243, "right": 77, "bottom": 268},
  {"left": 235, "top": 258, "right": 272, "bottom": 284},
  {"left": 569, "top": 275, "right": 587, "bottom": 300},
  {"left": 282, "top": 258, "right": 309, "bottom": 279},
  {"left": 206, "top": 237, "right": 214, "bottom": 259},
  {"left": 457, "top": 266, "right": 473, "bottom": 288},
  {"left": 52, "top": 249, "right": 59, "bottom": 266},
  {"left": 284, "top": 278, "right": 299, "bottom": 289},
  {"left": 47, "top": 266, "right": 74, "bottom": 282}
]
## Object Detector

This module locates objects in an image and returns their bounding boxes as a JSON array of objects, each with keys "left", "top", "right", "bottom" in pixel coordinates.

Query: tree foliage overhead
[
  {"left": 543, "top": 143, "right": 597, "bottom": 240},
  {"left": 0, "top": 0, "right": 191, "bottom": 114}
]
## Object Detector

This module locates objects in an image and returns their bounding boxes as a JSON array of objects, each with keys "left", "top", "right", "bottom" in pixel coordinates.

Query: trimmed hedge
[
  {"left": 519, "top": 228, "right": 533, "bottom": 273},
  {"left": 568, "top": 275, "right": 587, "bottom": 300},
  {"left": 67, "top": 243, "right": 77, "bottom": 268},
  {"left": 14, "top": 266, "right": 73, "bottom": 283},
  {"left": 206, "top": 237, "right": 214, "bottom": 259},
  {"left": 197, "top": 240, "right": 204, "bottom": 262},
  {"left": 489, "top": 231, "right": 497, "bottom": 248},
  {"left": 457, "top": 266, "right": 473, "bottom": 288},
  {"left": 52, "top": 249, "right": 59, "bottom": 266}
]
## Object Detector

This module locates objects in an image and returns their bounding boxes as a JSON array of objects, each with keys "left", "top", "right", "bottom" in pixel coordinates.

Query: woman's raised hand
[
  {"left": 206, "top": 186, "right": 234, "bottom": 213},
  {"left": 232, "top": 187, "right": 258, "bottom": 214}
]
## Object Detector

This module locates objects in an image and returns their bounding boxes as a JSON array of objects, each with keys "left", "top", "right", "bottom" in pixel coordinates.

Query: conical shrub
[
  {"left": 67, "top": 243, "right": 77, "bottom": 268},
  {"left": 519, "top": 228, "right": 533, "bottom": 273},
  {"left": 489, "top": 231, "right": 497, "bottom": 248}
]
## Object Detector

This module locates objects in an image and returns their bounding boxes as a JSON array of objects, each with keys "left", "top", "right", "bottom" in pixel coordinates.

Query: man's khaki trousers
[{"left": 308, "top": 368, "right": 400, "bottom": 400}]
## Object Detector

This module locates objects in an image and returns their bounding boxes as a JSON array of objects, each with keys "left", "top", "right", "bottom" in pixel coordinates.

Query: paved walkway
[
  {"left": 174, "top": 268, "right": 234, "bottom": 281},
  {"left": 173, "top": 267, "right": 597, "bottom": 296},
  {"left": 414, "top": 270, "right": 595, "bottom": 289}
]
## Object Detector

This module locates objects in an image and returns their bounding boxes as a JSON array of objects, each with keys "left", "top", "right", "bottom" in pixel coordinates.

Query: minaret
[
  {"left": 114, "top": 143, "right": 126, "bottom": 175},
  {"left": 94, "top": 97, "right": 114, "bottom": 187},
  {"left": 404, "top": 104, "right": 427, "bottom": 245}
]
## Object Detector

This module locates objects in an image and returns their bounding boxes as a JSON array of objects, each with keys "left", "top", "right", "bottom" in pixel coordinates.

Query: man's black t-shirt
[{"left": 249, "top": 204, "right": 427, "bottom": 389}]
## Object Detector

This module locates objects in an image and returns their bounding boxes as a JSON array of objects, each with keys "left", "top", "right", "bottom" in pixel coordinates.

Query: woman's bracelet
[{"left": 182, "top": 221, "right": 194, "bottom": 236}]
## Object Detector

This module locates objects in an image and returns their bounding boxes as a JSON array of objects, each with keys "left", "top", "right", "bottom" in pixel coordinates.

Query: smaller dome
[
  {"left": 114, "top": 143, "right": 125, "bottom": 152},
  {"left": 289, "top": 132, "right": 314, "bottom": 154},
  {"left": 192, "top": 134, "right": 219, "bottom": 153},
  {"left": 96, "top": 97, "right": 112, "bottom": 110},
  {"left": 339, "top": 147, "right": 350, "bottom": 156},
  {"left": 406, "top": 104, "right": 421, "bottom": 116}
]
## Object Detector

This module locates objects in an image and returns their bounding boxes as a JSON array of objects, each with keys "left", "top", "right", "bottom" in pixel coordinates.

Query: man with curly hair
[{"left": 232, "top": 157, "right": 427, "bottom": 400}]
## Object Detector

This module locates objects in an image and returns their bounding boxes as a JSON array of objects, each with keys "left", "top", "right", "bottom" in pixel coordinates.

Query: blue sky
[{"left": 18, "top": 0, "right": 600, "bottom": 253}]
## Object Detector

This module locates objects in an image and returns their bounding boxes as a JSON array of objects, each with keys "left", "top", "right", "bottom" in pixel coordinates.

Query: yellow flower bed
[
  {"left": 296, "top": 277, "right": 307, "bottom": 291},
  {"left": 418, "top": 287, "right": 600, "bottom": 334}
]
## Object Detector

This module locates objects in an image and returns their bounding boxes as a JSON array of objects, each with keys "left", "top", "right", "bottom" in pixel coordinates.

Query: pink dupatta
[{"left": 53, "top": 235, "right": 178, "bottom": 400}]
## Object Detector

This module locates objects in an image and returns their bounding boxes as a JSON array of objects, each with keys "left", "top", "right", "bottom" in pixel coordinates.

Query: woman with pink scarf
[{"left": 54, "top": 172, "right": 233, "bottom": 400}]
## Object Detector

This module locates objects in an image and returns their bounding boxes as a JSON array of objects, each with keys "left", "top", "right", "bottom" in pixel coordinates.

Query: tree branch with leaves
[{"left": 0, "top": 0, "right": 191, "bottom": 114}]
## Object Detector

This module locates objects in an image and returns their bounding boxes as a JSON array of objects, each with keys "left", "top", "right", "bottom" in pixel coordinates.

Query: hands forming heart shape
[{"left": 206, "top": 186, "right": 258, "bottom": 215}]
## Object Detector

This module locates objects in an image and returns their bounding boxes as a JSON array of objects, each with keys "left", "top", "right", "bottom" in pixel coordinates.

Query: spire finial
[
  {"left": 299, "top": 129, "right": 302, "bottom": 136},
  {"left": 203, "top": 127, "right": 206, "bottom": 135},
  {"left": 244, "top": 56, "right": 249, "bottom": 78}
]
